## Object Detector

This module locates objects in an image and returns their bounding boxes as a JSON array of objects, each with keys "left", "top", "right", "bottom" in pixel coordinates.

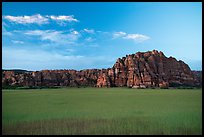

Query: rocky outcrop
[
  {"left": 96, "top": 50, "right": 200, "bottom": 88},
  {"left": 2, "top": 69, "right": 101, "bottom": 88},
  {"left": 192, "top": 71, "right": 202, "bottom": 87},
  {"left": 96, "top": 50, "right": 198, "bottom": 88},
  {"left": 97, "top": 74, "right": 111, "bottom": 88},
  {"left": 2, "top": 50, "right": 202, "bottom": 88}
]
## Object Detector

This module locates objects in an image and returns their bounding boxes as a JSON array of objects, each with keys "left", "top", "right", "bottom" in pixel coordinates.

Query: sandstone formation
[
  {"left": 99, "top": 50, "right": 197, "bottom": 88},
  {"left": 192, "top": 71, "right": 202, "bottom": 87},
  {"left": 2, "top": 50, "right": 202, "bottom": 88},
  {"left": 2, "top": 69, "right": 101, "bottom": 88}
]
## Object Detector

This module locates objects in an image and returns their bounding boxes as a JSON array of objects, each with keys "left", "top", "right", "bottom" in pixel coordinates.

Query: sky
[{"left": 2, "top": 2, "right": 202, "bottom": 71}]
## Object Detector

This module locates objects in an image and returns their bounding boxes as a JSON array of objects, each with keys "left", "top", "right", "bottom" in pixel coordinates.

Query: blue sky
[{"left": 2, "top": 2, "right": 202, "bottom": 71}]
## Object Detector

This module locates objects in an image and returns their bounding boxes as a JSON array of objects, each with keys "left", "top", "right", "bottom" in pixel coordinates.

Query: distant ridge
[
  {"left": 2, "top": 50, "right": 202, "bottom": 88},
  {"left": 2, "top": 69, "right": 32, "bottom": 73}
]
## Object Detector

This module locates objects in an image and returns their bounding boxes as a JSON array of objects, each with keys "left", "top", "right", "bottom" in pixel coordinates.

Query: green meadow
[{"left": 2, "top": 88, "right": 202, "bottom": 135}]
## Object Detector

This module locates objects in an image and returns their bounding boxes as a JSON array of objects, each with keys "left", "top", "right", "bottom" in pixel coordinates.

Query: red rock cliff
[
  {"left": 2, "top": 50, "right": 201, "bottom": 88},
  {"left": 96, "top": 50, "right": 196, "bottom": 88}
]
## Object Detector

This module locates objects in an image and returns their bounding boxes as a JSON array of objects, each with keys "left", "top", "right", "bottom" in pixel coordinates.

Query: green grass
[{"left": 2, "top": 88, "right": 202, "bottom": 135}]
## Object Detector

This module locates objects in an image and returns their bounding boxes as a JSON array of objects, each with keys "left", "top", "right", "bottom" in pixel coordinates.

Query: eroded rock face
[
  {"left": 2, "top": 69, "right": 101, "bottom": 87},
  {"left": 96, "top": 50, "right": 199, "bottom": 88},
  {"left": 192, "top": 71, "right": 202, "bottom": 87},
  {"left": 2, "top": 50, "right": 202, "bottom": 88},
  {"left": 97, "top": 74, "right": 111, "bottom": 88}
]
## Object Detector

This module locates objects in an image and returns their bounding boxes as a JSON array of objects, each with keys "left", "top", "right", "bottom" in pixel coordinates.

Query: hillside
[{"left": 2, "top": 50, "right": 202, "bottom": 88}]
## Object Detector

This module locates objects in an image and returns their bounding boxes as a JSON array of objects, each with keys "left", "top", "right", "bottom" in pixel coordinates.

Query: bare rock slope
[{"left": 2, "top": 50, "right": 202, "bottom": 88}]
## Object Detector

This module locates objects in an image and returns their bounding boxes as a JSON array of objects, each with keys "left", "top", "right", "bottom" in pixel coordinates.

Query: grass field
[{"left": 2, "top": 88, "right": 202, "bottom": 135}]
